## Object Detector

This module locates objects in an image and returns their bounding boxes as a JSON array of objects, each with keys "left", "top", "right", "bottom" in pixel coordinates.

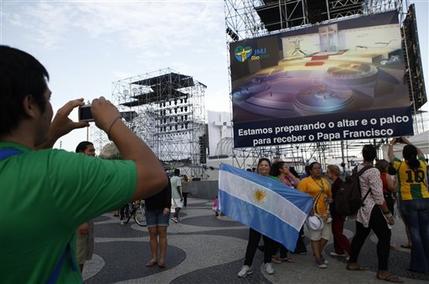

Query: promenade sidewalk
[{"left": 83, "top": 197, "right": 429, "bottom": 283}]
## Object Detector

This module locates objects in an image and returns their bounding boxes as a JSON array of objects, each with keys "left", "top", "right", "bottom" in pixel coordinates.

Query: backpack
[{"left": 334, "top": 165, "right": 373, "bottom": 216}]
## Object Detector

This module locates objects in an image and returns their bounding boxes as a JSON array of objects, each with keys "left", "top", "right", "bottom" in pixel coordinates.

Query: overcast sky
[{"left": 1, "top": 0, "right": 427, "bottom": 151}]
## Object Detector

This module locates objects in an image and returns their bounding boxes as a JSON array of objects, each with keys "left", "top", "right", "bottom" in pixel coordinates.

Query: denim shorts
[{"left": 145, "top": 208, "right": 170, "bottom": 228}]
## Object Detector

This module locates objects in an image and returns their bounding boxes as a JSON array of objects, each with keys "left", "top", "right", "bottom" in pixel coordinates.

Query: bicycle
[{"left": 122, "top": 201, "right": 146, "bottom": 226}]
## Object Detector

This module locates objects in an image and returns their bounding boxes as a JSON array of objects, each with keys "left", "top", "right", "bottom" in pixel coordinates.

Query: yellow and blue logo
[
  {"left": 235, "top": 46, "right": 253, "bottom": 62},
  {"left": 234, "top": 45, "right": 268, "bottom": 63}
]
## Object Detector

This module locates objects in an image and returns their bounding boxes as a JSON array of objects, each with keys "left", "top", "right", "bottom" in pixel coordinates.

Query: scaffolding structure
[
  {"left": 225, "top": 0, "right": 405, "bottom": 41},
  {"left": 111, "top": 68, "right": 206, "bottom": 175},
  {"left": 224, "top": 0, "right": 428, "bottom": 171}
]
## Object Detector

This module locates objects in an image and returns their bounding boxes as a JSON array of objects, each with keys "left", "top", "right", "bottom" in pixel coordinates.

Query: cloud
[
  {"left": 4, "top": 1, "right": 81, "bottom": 48},
  {"left": 4, "top": 0, "right": 225, "bottom": 53}
]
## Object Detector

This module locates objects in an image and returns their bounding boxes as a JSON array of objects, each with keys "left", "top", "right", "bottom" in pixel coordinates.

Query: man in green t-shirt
[{"left": 0, "top": 46, "right": 167, "bottom": 283}]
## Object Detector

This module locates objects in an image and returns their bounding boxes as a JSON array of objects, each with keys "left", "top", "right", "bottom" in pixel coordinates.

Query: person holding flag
[
  {"left": 218, "top": 158, "right": 313, "bottom": 278},
  {"left": 237, "top": 158, "right": 275, "bottom": 277}
]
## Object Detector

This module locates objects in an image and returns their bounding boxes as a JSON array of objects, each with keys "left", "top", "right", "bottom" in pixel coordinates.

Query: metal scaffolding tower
[
  {"left": 111, "top": 68, "right": 206, "bottom": 175},
  {"left": 225, "top": 0, "right": 405, "bottom": 42}
]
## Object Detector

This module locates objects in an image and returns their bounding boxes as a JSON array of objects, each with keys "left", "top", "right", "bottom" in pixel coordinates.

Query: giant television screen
[{"left": 230, "top": 11, "right": 413, "bottom": 148}]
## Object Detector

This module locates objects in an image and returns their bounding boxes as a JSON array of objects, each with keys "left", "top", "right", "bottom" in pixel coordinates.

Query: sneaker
[
  {"left": 264, "top": 263, "right": 275, "bottom": 275},
  {"left": 321, "top": 256, "right": 328, "bottom": 264},
  {"left": 316, "top": 259, "right": 328, "bottom": 269},
  {"left": 120, "top": 221, "right": 126, "bottom": 225},
  {"left": 237, "top": 265, "right": 252, "bottom": 278},
  {"left": 330, "top": 252, "right": 346, "bottom": 257}
]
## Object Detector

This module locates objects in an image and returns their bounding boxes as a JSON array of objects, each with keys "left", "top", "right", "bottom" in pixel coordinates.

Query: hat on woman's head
[{"left": 99, "top": 142, "right": 121, "bottom": 159}]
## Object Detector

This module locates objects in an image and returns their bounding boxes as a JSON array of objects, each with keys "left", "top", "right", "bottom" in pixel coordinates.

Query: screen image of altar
[{"left": 230, "top": 11, "right": 411, "bottom": 124}]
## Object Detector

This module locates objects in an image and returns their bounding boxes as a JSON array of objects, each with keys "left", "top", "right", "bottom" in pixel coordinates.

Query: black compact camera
[{"left": 78, "top": 105, "right": 94, "bottom": 122}]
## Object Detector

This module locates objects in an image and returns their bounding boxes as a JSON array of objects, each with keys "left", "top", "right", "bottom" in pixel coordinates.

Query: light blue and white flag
[{"left": 218, "top": 163, "right": 313, "bottom": 252}]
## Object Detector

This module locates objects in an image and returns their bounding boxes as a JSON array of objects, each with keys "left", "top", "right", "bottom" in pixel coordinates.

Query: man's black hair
[
  {"left": 76, "top": 141, "right": 93, "bottom": 153},
  {"left": 174, "top": 169, "right": 180, "bottom": 176},
  {"left": 362, "top": 144, "right": 377, "bottom": 162},
  {"left": 0, "top": 46, "right": 49, "bottom": 136}
]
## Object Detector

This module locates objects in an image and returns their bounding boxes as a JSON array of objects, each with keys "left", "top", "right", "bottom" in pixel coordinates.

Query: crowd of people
[
  {"left": 1, "top": 46, "right": 428, "bottom": 283},
  {"left": 237, "top": 141, "right": 428, "bottom": 282}
]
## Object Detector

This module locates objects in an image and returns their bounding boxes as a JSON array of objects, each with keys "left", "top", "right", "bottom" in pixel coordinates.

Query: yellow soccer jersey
[{"left": 393, "top": 158, "right": 429, "bottom": 201}]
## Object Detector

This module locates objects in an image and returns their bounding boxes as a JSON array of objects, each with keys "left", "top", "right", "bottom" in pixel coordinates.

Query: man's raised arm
[{"left": 91, "top": 97, "right": 167, "bottom": 200}]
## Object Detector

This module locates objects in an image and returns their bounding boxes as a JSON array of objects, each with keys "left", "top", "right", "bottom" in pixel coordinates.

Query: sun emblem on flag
[{"left": 254, "top": 189, "right": 267, "bottom": 203}]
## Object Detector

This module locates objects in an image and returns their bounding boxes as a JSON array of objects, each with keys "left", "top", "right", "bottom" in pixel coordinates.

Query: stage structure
[
  {"left": 224, "top": 0, "right": 427, "bottom": 172},
  {"left": 112, "top": 68, "right": 206, "bottom": 176},
  {"left": 225, "top": 0, "right": 403, "bottom": 42}
]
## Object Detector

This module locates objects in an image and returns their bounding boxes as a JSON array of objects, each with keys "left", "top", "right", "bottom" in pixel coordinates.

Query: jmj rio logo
[
  {"left": 234, "top": 46, "right": 268, "bottom": 62},
  {"left": 234, "top": 46, "right": 252, "bottom": 62}
]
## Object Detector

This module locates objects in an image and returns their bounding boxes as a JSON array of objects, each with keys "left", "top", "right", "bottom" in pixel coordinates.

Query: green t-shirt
[{"left": 0, "top": 142, "right": 136, "bottom": 283}]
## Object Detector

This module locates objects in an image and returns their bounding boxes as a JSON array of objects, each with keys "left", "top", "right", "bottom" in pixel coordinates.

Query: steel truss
[
  {"left": 224, "top": 0, "right": 427, "bottom": 171},
  {"left": 109, "top": 68, "right": 206, "bottom": 176}
]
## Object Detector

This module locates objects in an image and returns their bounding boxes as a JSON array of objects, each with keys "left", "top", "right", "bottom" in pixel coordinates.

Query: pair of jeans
[
  {"left": 400, "top": 198, "right": 429, "bottom": 273},
  {"left": 244, "top": 228, "right": 273, "bottom": 266},
  {"left": 331, "top": 213, "right": 351, "bottom": 255},
  {"left": 350, "top": 206, "right": 391, "bottom": 270}
]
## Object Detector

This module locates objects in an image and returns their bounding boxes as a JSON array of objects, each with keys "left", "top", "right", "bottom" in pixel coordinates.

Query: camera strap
[{"left": 0, "top": 148, "right": 22, "bottom": 160}]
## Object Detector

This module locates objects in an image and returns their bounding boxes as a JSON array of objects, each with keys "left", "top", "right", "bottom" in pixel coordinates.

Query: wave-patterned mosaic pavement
[{"left": 83, "top": 198, "right": 429, "bottom": 284}]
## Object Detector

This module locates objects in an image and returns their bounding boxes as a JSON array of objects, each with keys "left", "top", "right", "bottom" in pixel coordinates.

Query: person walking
[
  {"left": 237, "top": 158, "right": 275, "bottom": 277},
  {"left": 389, "top": 137, "right": 429, "bottom": 274},
  {"left": 170, "top": 169, "right": 183, "bottom": 223},
  {"left": 347, "top": 145, "right": 402, "bottom": 283},
  {"left": 327, "top": 164, "right": 351, "bottom": 258},
  {"left": 297, "top": 162, "right": 332, "bottom": 269}
]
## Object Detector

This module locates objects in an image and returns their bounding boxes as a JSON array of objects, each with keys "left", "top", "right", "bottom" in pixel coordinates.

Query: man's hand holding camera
[
  {"left": 38, "top": 98, "right": 89, "bottom": 149},
  {"left": 91, "top": 97, "right": 122, "bottom": 136}
]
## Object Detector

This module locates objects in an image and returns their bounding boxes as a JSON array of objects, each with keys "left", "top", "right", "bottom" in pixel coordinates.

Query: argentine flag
[{"left": 218, "top": 163, "right": 313, "bottom": 252}]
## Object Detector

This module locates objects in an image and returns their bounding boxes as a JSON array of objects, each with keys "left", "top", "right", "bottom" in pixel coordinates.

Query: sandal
[
  {"left": 346, "top": 263, "right": 368, "bottom": 271},
  {"left": 400, "top": 244, "right": 411, "bottom": 249},
  {"left": 158, "top": 262, "right": 166, "bottom": 268},
  {"left": 145, "top": 260, "right": 157, "bottom": 267},
  {"left": 377, "top": 272, "right": 403, "bottom": 283}
]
